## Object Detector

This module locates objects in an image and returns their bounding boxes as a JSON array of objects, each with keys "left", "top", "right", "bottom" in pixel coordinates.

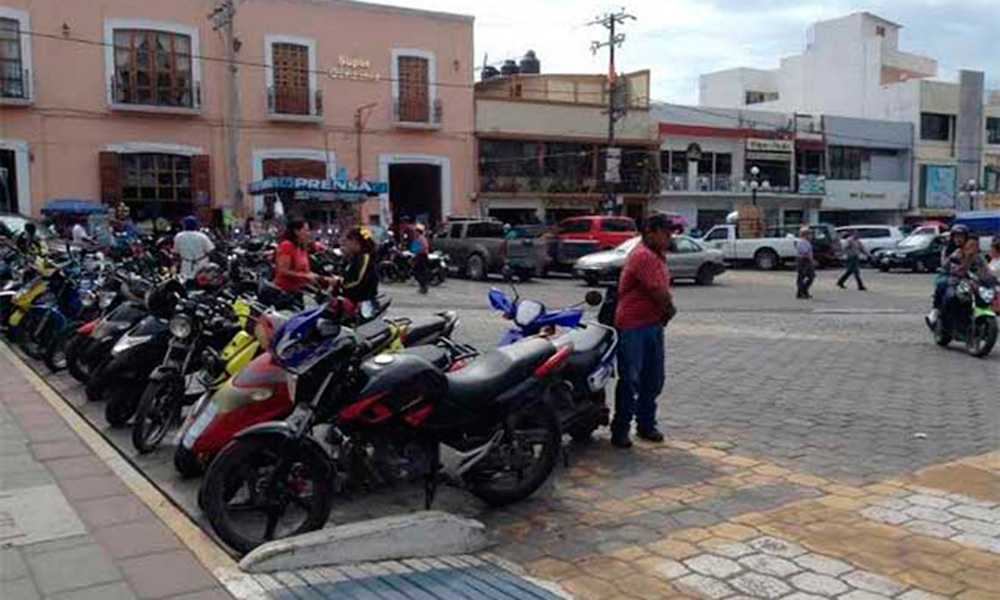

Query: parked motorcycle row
[{"left": 0, "top": 235, "right": 621, "bottom": 556}]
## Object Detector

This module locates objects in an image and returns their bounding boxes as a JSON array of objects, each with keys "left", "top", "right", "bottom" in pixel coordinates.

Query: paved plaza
[{"left": 2, "top": 268, "right": 998, "bottom": 600}]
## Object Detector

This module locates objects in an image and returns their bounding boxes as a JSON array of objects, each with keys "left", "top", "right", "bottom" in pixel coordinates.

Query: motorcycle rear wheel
[
  {"left": 203, "top": 437, "right": 333, "bottom": 555},
  {"left": 66, "top": 335, "right": 94, "bottom": 383},
  {"left": 44, "top": 324, "right": 79, "bottom": 372},
  {"left": 132, "top": 379, "right": 183, "bottom": 453},
  {"left": 468, "top": 400, "right": 561, "bottom": 506},
  {"left": 105, "top": 382, "right": 139, "bottom": 428},
  {"left": 20, "top": 312, "right": 48, "bottom": 360}
]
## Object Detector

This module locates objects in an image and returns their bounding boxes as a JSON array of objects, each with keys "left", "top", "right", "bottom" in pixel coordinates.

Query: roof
[
  {"left": 259, "top": 0, "right": 474, "bottom": 23},
  {"left": 854, "top": 11, "right": 903, "bottom": 29}
]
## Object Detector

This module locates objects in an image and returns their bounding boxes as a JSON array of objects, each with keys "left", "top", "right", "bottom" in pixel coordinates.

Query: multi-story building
[
  {"left": 474, "top": 66, "right": 659, "bottom": 224},
  {"left": 653, "top": 103, "right": 913, "bottom": 229},
  {"left": 0, "top": 0, "right": 475, "bottom": 227},
  {"left": 699, "top": 11, "right": 999, "bottom": 218}
]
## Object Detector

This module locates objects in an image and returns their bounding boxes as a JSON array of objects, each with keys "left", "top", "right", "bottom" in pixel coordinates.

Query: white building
[{"left": 700, "top": 12, "right": 1000, "bottom": 217}]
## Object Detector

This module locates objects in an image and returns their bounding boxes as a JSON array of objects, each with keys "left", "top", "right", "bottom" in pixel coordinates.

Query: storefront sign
[
  {"left": 747, "top": 151, "right": 792, "bottom": 162},
  {"left": 925, "top": 165, "right": 956, "bottom": 209},
  {"left": 823, "top": 180, "right": 908, "bottom": 210},
  {"left": 248, "top": 177, "right": 388, "bottom": 196},
  {"left": 746, "top": 139, "right": 793, "bottom": 153},
  {"left": 798, "top": 174, "right": 826, "bottom": 195},
  {"left": 327, "top": 55, "right": 381, "bottom": 82}
]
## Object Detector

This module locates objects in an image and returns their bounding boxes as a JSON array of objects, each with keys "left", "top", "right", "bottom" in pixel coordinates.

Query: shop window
[
  {"left": 829, "top": 146, "right": 864, "bottom": 180},
  {"left": 396, "top": 54, "right": 430, "bottom": 123},
  {"left": 796, "top": 150, "right": 825, "bottom": 175},
  {"left": 112, "top": 29, "right": 194, "bottom": 108},
  {"left": 987, "top": 117, "right": 1000, "bottom": 145},
  {"left": 920, "top": 113, "right": 952, "bottom": 142},
  {"left": 122, "top": 153, "right": 192, "bottom": 203},
  {"left": 747, "top": 161, "right": 791, "bottom": 189},
  {"left": 0, "top": 16, "right": 27, "bottom": 99}
]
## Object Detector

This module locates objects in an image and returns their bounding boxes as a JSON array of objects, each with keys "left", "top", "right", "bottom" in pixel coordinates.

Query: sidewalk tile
[
  {"left": 49, "top": 581, "right": 138, "bottom": 600},
  {"left": 76, "top": 495, "right": 153, "bottom": 529},
  {"left": 0, "top": 548, "right": 28, "bottom": 581},
  {"left": 25, "top": 543, "right": 121, "bottom": 595},
  {"left": 29, "top": 440, "right": 91, "bottom": 462},
  {"left": 92, "top": 520, "right": 182, "bottom": 559},
  {"left": 119, "top": 551, "right": 219, "bottom": 599},
  {"left": 45, "top": 457, "right": 112, "bottom": 481},
  {"left": 0, "top": 469, "right": 54, "bottom": 492},
  {"left": 1, "top": 577, "right": 40, "bottom": 600},
  {"left": 22, "top": 425, "right": 76, "bottom": 443},
  {"left": 162, "top": 589, "right": 234, "bottom": 600},
  {"left": 22, "top": 535, "right": 91, "bottom": 556},
  {"left": 57, "top": 475, "right": 130, "bottom": 502}
]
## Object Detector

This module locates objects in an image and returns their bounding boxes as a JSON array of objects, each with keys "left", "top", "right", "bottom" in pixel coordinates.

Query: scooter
[
  {"left": 928, "top": 273, "right": 998, "bottom": 358},
  {"left": 490, "top": 287, "right": 616, "bottom": 442},
  {"left": 173, "top": 302, "right": 467, "bottom": 478}
]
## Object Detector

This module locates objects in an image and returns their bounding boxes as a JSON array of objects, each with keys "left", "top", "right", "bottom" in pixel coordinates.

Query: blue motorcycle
[{"left": 489, "top": 287, "right": 617, "bottom": 442}]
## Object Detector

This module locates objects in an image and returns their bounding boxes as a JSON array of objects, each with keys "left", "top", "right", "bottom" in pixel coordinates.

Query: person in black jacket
[{"left": 333, "top": 227, "right": 378, "bottom": 304}]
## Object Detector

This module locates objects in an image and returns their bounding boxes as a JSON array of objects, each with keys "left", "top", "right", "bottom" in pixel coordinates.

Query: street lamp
[
  {"left": 749, "top": 165, "right": 761, "bottom": 206},
  {"left": 962, "top": 179, "right": 986, "bottom": 211}
]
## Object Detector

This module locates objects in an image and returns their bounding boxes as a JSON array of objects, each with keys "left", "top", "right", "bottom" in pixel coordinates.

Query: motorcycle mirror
[{"left": 585, "top": 291, "right": 604, "bottom": 306}]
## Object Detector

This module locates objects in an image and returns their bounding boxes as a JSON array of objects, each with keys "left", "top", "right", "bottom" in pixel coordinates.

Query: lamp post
[
  {"left": 962, "top": 179, "right": 986, "bottom": 211},
  {"left": 749, "top": 165, "right": 761, "bottom": 206}
]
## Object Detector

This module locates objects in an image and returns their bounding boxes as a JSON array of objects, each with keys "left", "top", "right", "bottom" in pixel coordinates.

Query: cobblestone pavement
[{"left": 8, "top": 268, "right": 999, "bottom": 599}]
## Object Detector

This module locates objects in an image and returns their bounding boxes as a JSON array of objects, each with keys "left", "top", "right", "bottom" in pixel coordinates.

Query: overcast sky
[{"left": 379, "top": 0, "right": 998, "bottom": 104}]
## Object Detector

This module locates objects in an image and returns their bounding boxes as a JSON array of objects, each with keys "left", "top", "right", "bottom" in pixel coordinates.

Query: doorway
[
  {"left": 0, "top": 150, "right": 18, "bottom": 213},
  {"left": 389, "top": 163, "right": 441, "bottom": 227}
]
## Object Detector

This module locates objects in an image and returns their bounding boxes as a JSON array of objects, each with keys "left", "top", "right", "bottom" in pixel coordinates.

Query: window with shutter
[
  {"left": 397, "top": 56, "right": 430, "bottom": 123},
  {"left": 272, "top": 43, "right": 309, "bottom": 115},
  {"left": 0, "top": 17, "right": 25, "bottom": 99},
  {"left": 121, "top": 153, "right": 193, "bottom": 203},
  {"left": 112, "top": 29, "right": 194, "bottom": 108}
]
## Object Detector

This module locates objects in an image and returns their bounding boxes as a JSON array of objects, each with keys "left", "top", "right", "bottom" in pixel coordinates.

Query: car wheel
[
  {"left": 468, "top": 254, "right": 487, "bottom": 281},
  {"left": 754, "top": 249, "right": 779, "bottom": 271},
  {"left": 696, "top": 265, "right": 716, "bottom": 286}
]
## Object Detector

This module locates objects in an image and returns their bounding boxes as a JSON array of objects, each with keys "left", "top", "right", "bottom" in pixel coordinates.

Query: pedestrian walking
[
  {"left": 837, "top": 231, "right": 868, "bottom": 291},
  {"left": 611, "top": 213, "right": 677, "bottom": 449},
  {"left": 173, "top": 216, "right": 215, "bottom": 282},
  {"left": 796, "top": 226, "right": 816, "bottom": 299},
  {"left": 411, "top": 223, "right": 430, "bottom": 294}
]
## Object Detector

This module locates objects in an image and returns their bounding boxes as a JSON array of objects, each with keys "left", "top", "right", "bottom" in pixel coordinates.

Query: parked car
[
  {"left": 835, "top": 225, "right": 905, "bottom": 259},
  {"left": 699, "top": 224, "right": 799, "bottom": 270},
  {"left": 557, "top": 216, "right": 637, "bottom": 251},
  {"left": 432, "top": 219, "right": 547, "bottom": 281},
  {"left": 876, "top": 232, "right": 947, "bottom": 273},
  {"left": 573, "top": 235, "right": 726, "bottom": 286}
]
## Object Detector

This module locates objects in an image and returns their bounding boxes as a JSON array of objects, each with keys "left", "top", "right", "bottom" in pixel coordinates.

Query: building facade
[
  {"left": 698, "top": 12, "right": 999, "bottom": 218},
  {"left": 653, "top": 104, "right": 912, "bottom": 229},
  {"left": 0, "top": 0, "right": 475, "bottom": 227},
  {"left": 474, "top": 70, "right": 659, "bottom": 224}
]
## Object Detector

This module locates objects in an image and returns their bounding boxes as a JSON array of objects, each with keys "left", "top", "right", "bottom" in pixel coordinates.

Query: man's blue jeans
[{"left": 613, "top": 325, "right": 665, "bottom": 437}]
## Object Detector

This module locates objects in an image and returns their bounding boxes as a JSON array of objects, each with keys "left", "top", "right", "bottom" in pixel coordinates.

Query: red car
[{"left": 556, "top": 216, "right": 637, "bottom": 250}]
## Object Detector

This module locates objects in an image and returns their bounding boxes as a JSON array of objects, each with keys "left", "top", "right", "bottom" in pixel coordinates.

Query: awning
[
  {"left": 247, "top": 177, "right": 388, "bottom": 197},
  {"left": 41, "top": 200, "right": 108, "bottom": 216}
]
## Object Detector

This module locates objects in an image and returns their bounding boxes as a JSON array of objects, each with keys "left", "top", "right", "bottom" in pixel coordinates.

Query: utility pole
[
  {"left": 354, "top": 103, "right": 378, "bottom": 180},
  {"left": 590, "top": 9, "right": 635, "bottom": 215},
  {"left": 211, "top": 0, "right": 243, "bottom": 219}
]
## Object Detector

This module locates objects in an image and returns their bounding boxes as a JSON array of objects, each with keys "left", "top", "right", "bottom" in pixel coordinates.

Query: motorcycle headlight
[
  {"left": 81, "top": 291, "right": 97, "bottom": 308},
  {"left": 980, "top": 286, "right": 996, "bottom": 304},
  {"left": 112, "top": 334, "right": 152, "bottom": 356},
  {"left": 169, "top": 315, "right": 193, "bottom": 340}
]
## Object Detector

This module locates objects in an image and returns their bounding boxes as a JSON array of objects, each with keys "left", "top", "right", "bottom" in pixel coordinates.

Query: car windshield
[
  {"left": 616, "top": 237, "right": 641, "bottom": 253},
  {"left": 897, "top": 234, "right": 935, "bottom": 249}
]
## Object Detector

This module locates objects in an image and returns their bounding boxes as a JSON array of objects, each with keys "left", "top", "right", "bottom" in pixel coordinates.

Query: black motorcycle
[{"left": 201, "top": 307, "right": 566, "bottom": 554}]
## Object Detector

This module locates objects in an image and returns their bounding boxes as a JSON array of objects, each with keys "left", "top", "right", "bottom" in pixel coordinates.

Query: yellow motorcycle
[{"left": 3, "top": 257, "right": 59, "bottom": 341}]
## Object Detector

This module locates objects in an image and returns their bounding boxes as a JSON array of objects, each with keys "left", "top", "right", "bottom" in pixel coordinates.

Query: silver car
[{"left": 573, "top": 236, "right": 726, "bottom": 286}]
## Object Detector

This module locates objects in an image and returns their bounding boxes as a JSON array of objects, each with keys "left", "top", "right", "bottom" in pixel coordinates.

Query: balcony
[
  {"left": 109, "top": 78, "right": 201, "bottom": 115},
  {"left": 0, "top": 68, "right": 32, "bottom": 106},
  {"left": 267, "top": 87, "right": 324, "bottom": 123},
  {"left": 480, "top": 174, "right": 656, "bottom": 196},
  {"left": 660, "top": 174, "right": 799, "bottom": 195},
  {"left": 393, "top": 98, "right": 442, "bottom": 130}
]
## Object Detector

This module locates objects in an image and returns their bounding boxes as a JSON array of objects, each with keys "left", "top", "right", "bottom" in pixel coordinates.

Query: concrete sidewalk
[{"left": 0, "top": 349, "right": 234, "bottom": 600}]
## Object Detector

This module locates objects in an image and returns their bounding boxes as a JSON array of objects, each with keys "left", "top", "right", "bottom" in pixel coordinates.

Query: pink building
[{"left": 0, "top": 0, "right": 474, "bottom": 228}]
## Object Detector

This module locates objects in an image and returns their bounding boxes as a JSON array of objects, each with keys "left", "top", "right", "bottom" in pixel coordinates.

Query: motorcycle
[
  {"left": 928, "top": 273, "right": 998, "bottom": 358},
  {"left": 20, "top": 266, "right": 99, "bottom": 361},
  {"left": 490, "top": 288, "right": 616, "bottom": 442},
  {"left": 173, "top": 299, "right": 467, "bottom": 478},
  {"left": 378, "top": 247, "right": 448, "bottom": 287},
  {"left": 200, "top": 300, "right": 566, "bottom": 554},
  {"left": 131, "top": 295, "right": 252, "bottom": 453},
  {"left": 3, "top": 256, "right": 59, "bottom": 342}
]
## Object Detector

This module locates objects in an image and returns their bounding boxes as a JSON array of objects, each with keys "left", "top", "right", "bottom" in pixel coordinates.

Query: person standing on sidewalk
[
  {"left": 796, "top": 227, "right": 816, "bottom": 299},
  {"left": 411, "top": 223, "right": 430, "bottom": 294},
  {"left": 837, "top": 231, "right": 869, "bottom": 291},
  {"left": 611, "top": 213, "right": 677, "bottom": 449}
]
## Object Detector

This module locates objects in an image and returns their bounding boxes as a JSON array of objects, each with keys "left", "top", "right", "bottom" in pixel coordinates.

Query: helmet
[
  {"left": 951, "top": 224, "right": 970, "bottom": 236},
  {"left": 194, "top": 264, "right": 227, "bottom": 291}
]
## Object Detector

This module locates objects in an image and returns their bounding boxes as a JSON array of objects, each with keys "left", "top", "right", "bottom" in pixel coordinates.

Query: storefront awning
[
  {"left": 41, "top": 199, "right": 108, "bottom": 216},
  {"left": 247, "top": 177, "right": 388, "bottom": 197}
]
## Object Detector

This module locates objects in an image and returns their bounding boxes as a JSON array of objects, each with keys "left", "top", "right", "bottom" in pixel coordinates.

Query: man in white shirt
[
  {"left": 173, "top": 216, "right": 215, "bottom": 281},
  {"left": 71, "top": 219, "right": 92, "bottom": 245}
]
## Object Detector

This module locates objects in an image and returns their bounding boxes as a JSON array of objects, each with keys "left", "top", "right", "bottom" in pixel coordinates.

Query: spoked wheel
[
  {"left": 203, "top": 437, "right": 333, "bottom": 555},
  {"left": 468, "top": 401, "right": 561, "bottom": 506},
  {"left": 968, "top": 317, "right": 998, "bottom": 358},
  {"left": 132, "top": 379, "right": 183, "bottom": 454}
]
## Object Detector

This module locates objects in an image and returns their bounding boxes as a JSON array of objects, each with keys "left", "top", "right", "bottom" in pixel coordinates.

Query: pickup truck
[
  {"left": 432, "top": 219, "right": 547, "bottom": 281},
  {"left": 699, "top": 224, "right": 801, "bottom": 270}
]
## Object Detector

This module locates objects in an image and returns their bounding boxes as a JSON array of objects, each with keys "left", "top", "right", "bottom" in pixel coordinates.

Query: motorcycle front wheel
[
  {"left": 20, "top": 312, "right": 49, "bottom": 360},
  {"left": 468, "top": 400, "right": 561, "bottom": 507},
  {"left": 969, "top": 316, "right": 998, "bottom": 358},
  {"left": 202, "top": 436, "right": 333, "bottom": 555},
  {"left": 66, "top": 335, "right": 94, "bottom": 383},
  {"left": 105, "top": 381, "right": 139, "bottom": 428},
  {"left": 132, "top": 378, "right": 183, "bottom": 453},
  {"left": 44, "top": 324, "right": 79, "bottom": 372}
]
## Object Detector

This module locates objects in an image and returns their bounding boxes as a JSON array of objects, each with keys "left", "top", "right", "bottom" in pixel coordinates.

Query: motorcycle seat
[
  {"left": 405, "top": 311, "right": 457, "bottom": 343},
  {"left": 399, "top": 345, "right": 452, "bottom": 370},
  {"left": 445, "top": 338, "right": 554, "bottom": 404},
  {"left": 554, "top": 325, "right": 615, "bottom": 373},
  {"left": 355, "top": 319, "right": 393, "bottom": 350}
]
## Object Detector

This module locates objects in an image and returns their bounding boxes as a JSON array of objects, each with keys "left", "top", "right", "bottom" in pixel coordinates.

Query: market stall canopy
[
  {"left": 41, "top": 199, "right": 108, "bottom": 216},
  {"left": 247, "top": 177, "right": 388, "bottom": 200}
]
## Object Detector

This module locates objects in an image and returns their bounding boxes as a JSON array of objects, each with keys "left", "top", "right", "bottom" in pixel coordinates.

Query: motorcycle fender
[
  {"left": 232, "top": 427, "right": 332, "bottom": 474},
  {"left": 149, "top": 366, "right": 181, "bottom": 382},
  {"left": 234, "top": 420, "right": 297, "bottom": 440},
  {"left": 973, "top": 307, "right": 997, "bottom": 319}
]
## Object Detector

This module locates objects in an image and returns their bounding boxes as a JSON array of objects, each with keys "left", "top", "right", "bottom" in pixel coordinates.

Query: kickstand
[
  {"left": 561, "top": 442, "right": 571, "bottom": 469},
  {"left": 425, "top": 445, "right": 440, "bottom": 510}
]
